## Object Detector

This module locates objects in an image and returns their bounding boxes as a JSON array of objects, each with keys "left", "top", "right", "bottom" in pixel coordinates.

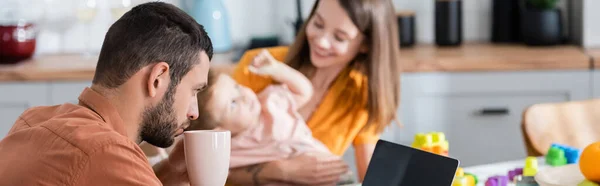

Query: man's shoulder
[
  {"left": 14, "top": 103, "right": 137, "bottom": 154},
  {"left": 53, "top": 119, "right": 137, "bottom": 155},
  {"left": 16, "top": 103, "right": 103, "bottom": 128}
]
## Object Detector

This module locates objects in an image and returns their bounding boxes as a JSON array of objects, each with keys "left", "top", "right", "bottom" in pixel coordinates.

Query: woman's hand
[
  {"left": 273, "top": 152, "right": 349, "bottom": 185},
  {"left": 248, "top": 49, "right": 281, "bottom": 76}
]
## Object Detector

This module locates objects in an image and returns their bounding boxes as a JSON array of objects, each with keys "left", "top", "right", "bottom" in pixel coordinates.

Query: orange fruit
[{"left": 580, "top": 142, "right": 600, "bottom": 182}]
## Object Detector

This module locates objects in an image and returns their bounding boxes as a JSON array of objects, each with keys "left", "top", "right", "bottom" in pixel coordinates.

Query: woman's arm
[
  {"left": 227, "top": 153, "right": 348, "bottom": 186},
  {"left": 354, "top": 143, "right": 376, "bottom": 182},
  {"left": 227, "top": 162, "right": 284, "bottom": 185}
]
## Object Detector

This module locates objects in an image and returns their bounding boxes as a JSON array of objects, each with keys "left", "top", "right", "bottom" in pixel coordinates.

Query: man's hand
[
  {"left": 167, "top": 138, "right": 187, "bottom": 174},
  {"left": 154, "top": 138, "right": 189, "bottom": 186}
]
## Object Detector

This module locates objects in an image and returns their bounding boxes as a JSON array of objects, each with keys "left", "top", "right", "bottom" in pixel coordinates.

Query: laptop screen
[{"left": 362, "top": 140, "right": 460, "bottom": 186}]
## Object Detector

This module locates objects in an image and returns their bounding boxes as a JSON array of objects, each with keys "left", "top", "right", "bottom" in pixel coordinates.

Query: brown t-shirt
[{"left": 0, "top": 87, "right": 161, "bottom": 185}]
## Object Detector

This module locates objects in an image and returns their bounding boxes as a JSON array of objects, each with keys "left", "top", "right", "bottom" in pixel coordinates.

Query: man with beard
[{"left": 0, "top": 2, "right": 212, "bottom": 185}]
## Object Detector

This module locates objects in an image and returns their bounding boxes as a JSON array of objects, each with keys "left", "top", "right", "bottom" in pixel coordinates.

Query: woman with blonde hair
[{"left": 227, "top": 0, "right": 401, "bottom": 185}]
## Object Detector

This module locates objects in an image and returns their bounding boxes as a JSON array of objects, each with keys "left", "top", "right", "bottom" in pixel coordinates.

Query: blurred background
[
  {"left": 3, "top": 0, "right": 600, "bottom": 181},
  {"left": 3, "top": 0, "right": 598, "bottom": 58}
]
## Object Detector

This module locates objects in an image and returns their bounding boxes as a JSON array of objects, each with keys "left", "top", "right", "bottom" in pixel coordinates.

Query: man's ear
[{"left": 147, "top": 62, "right": 170, "bottom": 98}]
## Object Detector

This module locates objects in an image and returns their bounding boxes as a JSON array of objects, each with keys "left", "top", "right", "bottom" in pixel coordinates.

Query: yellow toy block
[
  {"left": 412, "top": 133, "right": 433, "bottom": 149},
  {"left": 524, "top": 157, "right": 538, "bottom": 176},
  {"left": 413, "top": 132, "right": 449, "bottom": 156},
  {"left": 453, "top": 167, "right": 475, "bottom": 186}
]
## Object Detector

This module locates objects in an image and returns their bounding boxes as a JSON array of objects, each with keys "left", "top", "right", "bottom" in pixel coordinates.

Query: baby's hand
[{"left": 248, "top": 49, "right": 281, "bottom": 76}]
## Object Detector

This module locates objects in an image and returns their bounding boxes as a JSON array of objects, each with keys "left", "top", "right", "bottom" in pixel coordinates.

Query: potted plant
[{"left": 520, "top": 0, "right": 563, "bottom": 46}]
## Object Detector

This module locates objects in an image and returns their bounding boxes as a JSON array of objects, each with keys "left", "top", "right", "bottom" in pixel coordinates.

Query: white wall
[
  {"left": 223, "top": 0, "right": 496, "bottom": 45},
  {"left": 582, "top": 0, "right": 600, "bottom": 48},
  {"left": 32, "top": 0, "right": 178, "bottom": 55},
  {"left": 393, "top": 0, "right": 492, "bottom": 43},
  {"left": 29, "top": 0, "right": 583, "bottom": 56}
]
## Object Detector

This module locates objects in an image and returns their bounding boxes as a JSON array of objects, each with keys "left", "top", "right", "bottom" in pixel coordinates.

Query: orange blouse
[{"left": 232, "top": 46, "right": 380, "bottom": 156}]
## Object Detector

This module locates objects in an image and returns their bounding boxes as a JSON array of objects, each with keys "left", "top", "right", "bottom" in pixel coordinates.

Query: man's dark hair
[{"left": 93, "top": 2, "right": 213, "bottom": 88}]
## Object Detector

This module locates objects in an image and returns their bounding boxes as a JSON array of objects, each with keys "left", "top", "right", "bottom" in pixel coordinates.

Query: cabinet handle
[{"left": 479, "top": 108, "right": 509, "bottom": 115}]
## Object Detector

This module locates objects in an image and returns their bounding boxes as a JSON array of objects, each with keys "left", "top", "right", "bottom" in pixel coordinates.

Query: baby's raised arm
[{"left": 249, "top": 50, "right": 313, "bottom": 107}]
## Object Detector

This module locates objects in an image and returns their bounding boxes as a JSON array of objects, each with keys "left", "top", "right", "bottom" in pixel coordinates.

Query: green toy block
[{"left": 546, "top": 147, "right": 567, "bottom": 166}]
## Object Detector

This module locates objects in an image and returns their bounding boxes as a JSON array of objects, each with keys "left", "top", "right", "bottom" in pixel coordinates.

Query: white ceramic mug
[{"left": 184, "top": 130, "right": 231, "bottom": 186}]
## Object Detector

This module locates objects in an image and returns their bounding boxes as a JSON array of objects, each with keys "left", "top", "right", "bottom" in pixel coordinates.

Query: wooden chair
[{"left": 521, "top": 99, "right": 600, "bottom": 156}]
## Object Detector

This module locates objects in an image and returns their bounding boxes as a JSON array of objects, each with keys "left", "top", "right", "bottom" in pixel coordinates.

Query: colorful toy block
[
  {"left": 523, "top": 157, "right": 538, "bottom": 177},
  {"left": 453, "top": 168, "right": 476, "bottom": 186},
  {"left": 548, "top": 143, "right": 581, "bottom": 164},
  {"left": 453, "top": 168, "right": 468, "bottom": 186},
  {"left": 508, "top": 168, "right": 523, "bottom": 182},
  {"left": 512, "top": 157, "right": 540, "bottom": 186},
  {"left": 412, "top": 132, "right": 449, "bottom": 156},
  {"left": 465, "top": 173, "right": 478, "bottom": 185},
  {"left": 546, "top": 146, "right": 567, "bottom": 166},
  {"left": 485, "top": 175, "right": 508, "bottom": 186},
  {"left": 579, "top": 180, "right": 600, "bottom": 186}
]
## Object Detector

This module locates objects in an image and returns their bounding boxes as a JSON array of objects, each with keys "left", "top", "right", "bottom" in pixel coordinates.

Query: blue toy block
[{"left": 550, "top": 143, "right": 582, "bottom": 164}]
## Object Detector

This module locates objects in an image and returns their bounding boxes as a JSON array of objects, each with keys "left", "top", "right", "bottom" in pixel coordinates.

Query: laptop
[{"left": 362, "top": 140, "right": 460, "bottom": 186}]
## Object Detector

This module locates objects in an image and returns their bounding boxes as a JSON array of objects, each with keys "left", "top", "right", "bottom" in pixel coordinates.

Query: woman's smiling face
[{"left": 305, "top": 0, "right": 366, "bottom": 69}]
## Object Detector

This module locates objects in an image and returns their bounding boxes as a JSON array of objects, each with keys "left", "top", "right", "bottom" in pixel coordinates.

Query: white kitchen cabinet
[
  {"left": 409, "top": 94, "right": 565, "bottom": 166},
  {"left": 0, "top": 83, "right": 49, "bottom": 138},
  {"left": 49, "top": 81, "right": 92, "bottom": 105},
  {"left": 394, "top": 70, "right": 592, "bottom": 166},
  {"left": 592, "top": 70, "right": 600, "bottom": 98},
  {"left": 0, "top": 81, "right": 91, "bottom": 139},
  {"left": 342, "top": 70, "right": 592, "bottom": 174}
]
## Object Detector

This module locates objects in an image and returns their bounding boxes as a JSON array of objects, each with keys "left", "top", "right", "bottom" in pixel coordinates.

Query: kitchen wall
[
  {"left": 33, "top": 0, "right": 181, "bottom": 55},
  {"left": 228, "top": 0, "right": 573, "bottom": 46},
  {"left": 32, "top": 0, "right": 579, "bottom": 56},
  {"left": 166, "top": 0, "right": 497, "bottom": 47},
  {"left": 581, "top": 0, "right": 600, "bottom": 48}
]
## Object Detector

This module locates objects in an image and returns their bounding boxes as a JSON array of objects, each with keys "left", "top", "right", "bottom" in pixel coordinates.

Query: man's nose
[{"left": 188, "top": 102, "right": 199, "bottom": 120}]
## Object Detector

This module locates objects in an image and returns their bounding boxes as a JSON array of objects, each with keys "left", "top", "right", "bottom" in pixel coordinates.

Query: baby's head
[{"left": 190, "top": 72, "right": 262, "bottom": 136}]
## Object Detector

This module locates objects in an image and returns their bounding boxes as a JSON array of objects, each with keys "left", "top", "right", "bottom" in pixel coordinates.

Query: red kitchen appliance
[
  {"left": 0, "top": 0, "right": 38, "bottom": 64},
  {"left": 0, "top": 21, "right": 37, "bottom": 64}
]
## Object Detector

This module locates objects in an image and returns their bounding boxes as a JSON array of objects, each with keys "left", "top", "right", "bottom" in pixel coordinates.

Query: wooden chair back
[{"left": 522, "top": 99, "right": 600, "bottom": 156}]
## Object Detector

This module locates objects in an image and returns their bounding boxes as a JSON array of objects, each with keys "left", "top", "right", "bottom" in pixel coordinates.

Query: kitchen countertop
[
  {"left": 0, "top": 44, "right": 593, "bottom": 82},
  {"left": 585, "top": 48, "right": 600, "bottom": 68},
  {"left": 0, "top": 52, "right": 237, "bottom": 82},
  {"left": 0, "top": 54, "right": 98, "bottom": 82},
  {"left": 399, "top": 43, "right": 590, "bottom": 72}
]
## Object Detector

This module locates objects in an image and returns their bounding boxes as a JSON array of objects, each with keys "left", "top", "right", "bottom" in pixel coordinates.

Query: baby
[{"left": 193, "top": 50, "right": 333, "bottom": 169}]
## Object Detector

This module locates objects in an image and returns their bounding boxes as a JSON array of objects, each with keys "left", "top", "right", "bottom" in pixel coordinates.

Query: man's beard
[{"left": 140, "top": 84, "right": 187, "bottom": 148}]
